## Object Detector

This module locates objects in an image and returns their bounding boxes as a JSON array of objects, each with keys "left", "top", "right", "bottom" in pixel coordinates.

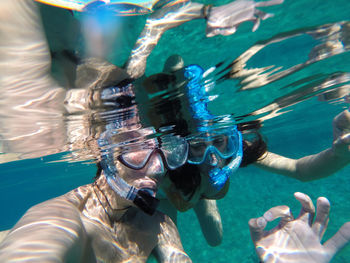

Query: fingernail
[
  {"left": 263, "top": 211, "right": 273, "bottom": 221},
  {"left": 257, "top": 217, "right": 267, "bottom": 227}
]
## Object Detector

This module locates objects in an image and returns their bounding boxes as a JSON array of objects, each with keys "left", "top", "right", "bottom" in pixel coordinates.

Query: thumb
[{"left": 324, "top": 222, "right": 350, "bottom": 258}]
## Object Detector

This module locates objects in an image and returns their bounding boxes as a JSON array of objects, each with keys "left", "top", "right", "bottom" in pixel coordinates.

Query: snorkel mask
[
  {"left": 184, "top": 64, "right": 243, "bottom": 191},
  {"left": 98, "top": 84, "right": 188, "bottom": 215},
  {"left": 99, "top": 129, "right": 188, "bottom": 215}
]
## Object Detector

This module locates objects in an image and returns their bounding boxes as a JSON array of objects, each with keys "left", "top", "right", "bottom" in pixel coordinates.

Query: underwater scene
[{"left": 1, "top": 0, "right": 350, "bottom": 262}]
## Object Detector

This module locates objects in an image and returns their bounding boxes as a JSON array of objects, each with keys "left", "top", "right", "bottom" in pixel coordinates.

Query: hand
[
  {"left": 332, "top": 109, "right": 350, "bottom": 158},
  {"left": 249, "top": 192, "right": 350, "bottom": 263},
  {"left": 206, "top": 0, "right": 283, "bottom": 37}
]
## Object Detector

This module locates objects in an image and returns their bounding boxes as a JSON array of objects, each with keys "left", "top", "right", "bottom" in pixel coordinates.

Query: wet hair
[
  {"left": 94, "top": 162, "right": 103, "bottom": 181},
  {"left": 237, "top": 121, "right": 267, "bottom": 167}
]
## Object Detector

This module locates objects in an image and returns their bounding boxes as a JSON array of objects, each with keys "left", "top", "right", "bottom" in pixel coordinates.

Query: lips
[{"left": 134, "top": 178, "right": 157, "bottom": 196}]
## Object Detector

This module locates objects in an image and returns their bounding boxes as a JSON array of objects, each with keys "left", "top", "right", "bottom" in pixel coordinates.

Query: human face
[
  {"left": 114, "top": 129, "right": 188, "bottom": 196},
  {"left": 187, "top": 127, "right": 243, "bottom": 179},
  {"left": 115, "top": 149, "right": 165, "bottom": 196},
  {"left": 188, "top": 127, "right": 241, "bottom": 164},
  {"left": 189, "top": 135, "right": 229, "bottom": 166}
]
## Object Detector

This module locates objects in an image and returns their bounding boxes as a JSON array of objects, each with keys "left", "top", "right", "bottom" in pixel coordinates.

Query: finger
[
  {"left": 312, "top": 197, "right": 330, "bottom": 239},
  {"left": 335, "top": 133, "right": 350, "bottom": 146},
  {"left": 333, "top": 133, "right": 350, "bottom": 157},
  {"left": 263, "top": 205, "right": 294, "bottom": 230},
  {"left": 249, "top": 205, "right": 293, "bottom": 243},
  {"left": 294, "top": 192, "right": 315, "bottom": 225},
  {"left": 249, "top": 217, "right": 267, "bottom": 244},
  {"left": 324, "top": 222, "right": 350, "bottom": 258},
  {"left": 333, "top": 110, "right": 350, "bottom": 140}
]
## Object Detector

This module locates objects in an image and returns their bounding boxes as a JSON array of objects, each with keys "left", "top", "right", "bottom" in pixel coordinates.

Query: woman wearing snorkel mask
[
  {"left": 143, "top": 55, "right": 266, "bottom": 246},
  {"left": 146, "top": 54, "right": 350, "bottom": 249}
]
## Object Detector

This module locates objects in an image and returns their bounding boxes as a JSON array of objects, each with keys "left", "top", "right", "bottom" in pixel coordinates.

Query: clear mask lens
[
  {"left": 119, "top": 149, "right": 153, "bottom": 170},
  {"left": 118, "top": 135, "right": 188, "bottom": 170},
  {"left": 188, "top": 128, "right": 241, "bottom": 165}
]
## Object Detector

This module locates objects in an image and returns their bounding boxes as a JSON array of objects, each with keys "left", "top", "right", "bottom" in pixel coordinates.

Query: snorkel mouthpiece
[
  {"left": 102, "top": 156, "right": 160, "bottom": 215},
  {"left": 209, "top": 166, "right": 231, "bottom": 191},
  {"left": 133, "top": 189, "right": 160, "bottom": 215}
]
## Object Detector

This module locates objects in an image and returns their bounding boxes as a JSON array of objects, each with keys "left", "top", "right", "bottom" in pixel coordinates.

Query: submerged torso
[{"left": 62, "top": 178, "right": 169, "bottom": 262}]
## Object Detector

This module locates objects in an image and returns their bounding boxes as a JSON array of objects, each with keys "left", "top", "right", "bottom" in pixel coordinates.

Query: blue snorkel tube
[
  {"left": 184, "top": 64, "right": 243, "bottom": 191},
  {"left": 208, "top": 130, "right": 243, "bottom": 190}
]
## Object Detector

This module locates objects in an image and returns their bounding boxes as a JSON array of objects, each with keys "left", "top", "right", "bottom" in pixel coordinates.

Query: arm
[
  {"left": 154, "top": 213, "right": 192, "bottom": 263},
  {"left": 193, "top": 199, "right": 223, "bottom": 247},
  {"left": 254, "top": 148, "right": 350, "bottom": 181},
  {"left": 125, "top": 1, "right": 205, "bottom": 78},
  {"left": 0, "top": 0, "right": 67, "bottom": 161},
  {"left": 254, "top": 109, "right": 350, "bottom": 181},
  {"left": 0, "top": 197, "right": 95, "bottom": 262}
]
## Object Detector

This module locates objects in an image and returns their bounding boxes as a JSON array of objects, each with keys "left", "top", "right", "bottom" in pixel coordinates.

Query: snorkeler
[
  {"left": 0, "top": 1, "right": 192, "bottom": 262},
  {"left": 144, "top": 54, "right": 350, "bottom": 250},
  {"left": 0, "top": 2, "right": 192, "bottom": 261}
]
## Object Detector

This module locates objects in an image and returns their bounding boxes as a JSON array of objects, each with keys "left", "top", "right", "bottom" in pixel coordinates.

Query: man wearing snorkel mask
[
  {"left": 0, "top": 2, "right": 193, "bottom": 261},
  {"left": 0, "top": 131, "right": 191, "bottom": 263},
  {"left": 0, "top": 66, "right": 192, "bottom": 262}
]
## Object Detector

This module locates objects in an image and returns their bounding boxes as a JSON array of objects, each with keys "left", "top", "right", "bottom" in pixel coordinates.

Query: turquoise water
[{"left": 1, "top": 0, "right": 350, "bottom": 262}]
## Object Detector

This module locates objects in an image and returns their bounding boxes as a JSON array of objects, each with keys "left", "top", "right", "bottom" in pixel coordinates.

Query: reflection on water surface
[{"left": 1, "top": 1, "right": 349, "bottom": 164}]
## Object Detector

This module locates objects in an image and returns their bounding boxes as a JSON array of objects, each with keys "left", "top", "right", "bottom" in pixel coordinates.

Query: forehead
[
  {"left": 112, "top": 127, "right": 155, "bottom": 142},
  {"left": 188, "top": 129, "right": 231, "bottom": 143},
  {"left": 189, "top": 134, "right": 227, "bottom": 145},
  {"left": 110, "top": 127, "right": 157, "bottom": 154}
]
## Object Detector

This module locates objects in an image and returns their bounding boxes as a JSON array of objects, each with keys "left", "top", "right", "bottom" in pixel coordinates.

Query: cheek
[
  {"left": 198, "top": 159, "right": 226, "bottom": 174},
  {"left": 115, "top": 162, "right": 140, "bottom": 183}
]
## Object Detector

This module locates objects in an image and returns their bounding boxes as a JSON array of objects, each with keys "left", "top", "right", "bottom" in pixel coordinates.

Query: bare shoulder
[{"left": 0, "top": 186, "right": 95, "bottom": 263}]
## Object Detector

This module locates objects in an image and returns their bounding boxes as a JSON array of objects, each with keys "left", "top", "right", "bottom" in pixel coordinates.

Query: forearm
[
  {"left": 0, "top": 198, "right": 89, "bottom": 262},
  {"left": 194, "top": 199, "right": 223, "bottom": 247},
  {"left": 255, "top": 150, "right": 350, "bottom": 181},
  {"left": 126, "top": 2, "right": 206, "bottom": 78},
  {"left": 294, "top": 148, "right": 350, "bottom": 181},
  {"left": 155, "top": 214, "right": 192, "bottom": 263}
]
